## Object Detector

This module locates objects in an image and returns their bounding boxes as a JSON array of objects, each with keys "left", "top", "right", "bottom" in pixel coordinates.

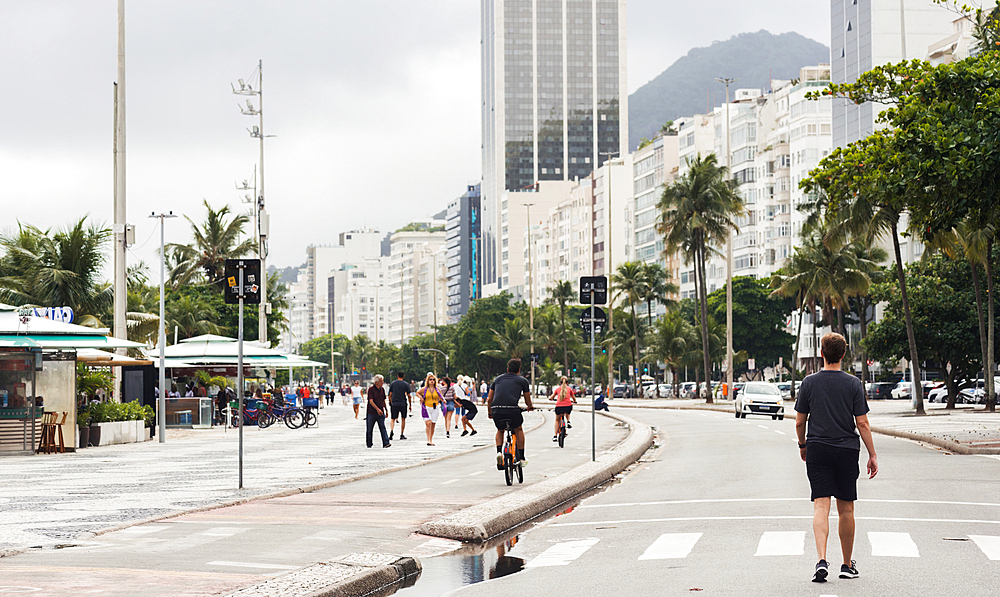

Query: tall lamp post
[
  {"left": 599, "top": 151, "right": 619, "bottom": 390},
  {"left": 332, "top": 351, "right": 343, "bottom": 388},
  {"left": 716, "top": 77, "right": 738, "bottom": 400},
  {"left": 233, "top": 61, "right": 273, "bottom": 345},
  {"left": 150, "top": 211, "right": 176, "bottom": 443}
]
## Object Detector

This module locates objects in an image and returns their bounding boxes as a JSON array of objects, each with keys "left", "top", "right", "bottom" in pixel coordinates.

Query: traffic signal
[
  {"left": 602, "top": 346, "right": 607, "bottom": 354},
  {"left": 572, "top": 363, "right": 578, "bottom": 373},
  {"left": 412, "top": 347, "right": 419, "bottom": 360}
]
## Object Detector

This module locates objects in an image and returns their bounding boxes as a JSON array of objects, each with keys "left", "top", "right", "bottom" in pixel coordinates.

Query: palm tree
[
  {"left": 545, "top": 280, "right": 575, "bottom": 373},
  {"left": 0, "top": 218, "right": 113, "bottom": 327},
  {"left": 612, "top": 262, "right": 646, "bottom": 397},
  {"left": 352, "top": 335, "right": 375, "bottom": 375},
  {"left": 647, "top": 312, "right": 696, "bottom": 398},
  {"left": 166, "top": 294, "right": 221, "bottom": 340},
  {"left": 657, "top": 154, "right": 745, "bottom": 402},
  {"left": 166, "top": 200, "right": 258, "bottom": 287},
  {"left": 479, "top": 317, "right": 532, "bottom": 360},
  {"left": 847, "top": 241, "right": 888, "bottom": 385},
  {"left": 639, "top": 262, "right": 677, "bottom": 328}
]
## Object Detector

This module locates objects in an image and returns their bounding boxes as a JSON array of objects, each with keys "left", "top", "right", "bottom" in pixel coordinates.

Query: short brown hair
[{"left": 821, "top": 332, "right": 847, "bottom": 364}]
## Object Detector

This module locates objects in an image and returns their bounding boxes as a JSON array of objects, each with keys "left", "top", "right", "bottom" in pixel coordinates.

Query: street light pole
[
  {"left": 716, "top": 77, "right": 738, "bottom": 400},
  {"left": 150, "top": 211, "right": 176, "bottom": 444},
  {"left": 112, "top": 0, "right": 129, "bottom": 402}
]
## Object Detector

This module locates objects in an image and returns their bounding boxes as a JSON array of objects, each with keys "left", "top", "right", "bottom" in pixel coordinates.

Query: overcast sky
[{"left": 0, "top": 0, "right": 827, "bottom": 276}]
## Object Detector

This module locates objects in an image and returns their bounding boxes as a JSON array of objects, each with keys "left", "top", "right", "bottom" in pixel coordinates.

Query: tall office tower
[
  {"left": 445, "top": 184, "right": 482, "bottom": 325},
  {"left": 481, "top": 0, "right": 628, "bottom": 295},
  {"left": 831, "top": 0, "right": 953, "bottom": 148}
]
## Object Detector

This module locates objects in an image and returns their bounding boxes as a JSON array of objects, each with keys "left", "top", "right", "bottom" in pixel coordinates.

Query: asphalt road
[
  {"left": 0, "top": 407, "right": 627, "bottom": 596},
  {"left": 450, "top": 408, "right": 1000, "bottom": 597}
]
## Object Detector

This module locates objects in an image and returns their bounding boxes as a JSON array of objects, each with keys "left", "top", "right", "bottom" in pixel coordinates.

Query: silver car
[{"left": 735, "top": 382, "right": 785, "bottom": 420}]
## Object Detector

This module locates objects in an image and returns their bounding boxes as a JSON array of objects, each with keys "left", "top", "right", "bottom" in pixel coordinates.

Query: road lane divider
[{"left": 418, "top": 410, "right": 654, "bottom": 542}]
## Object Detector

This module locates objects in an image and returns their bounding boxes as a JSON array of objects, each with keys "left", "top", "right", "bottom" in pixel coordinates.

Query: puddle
[{"left": 394, "top": 535, "right": 525, "bottom": 596}]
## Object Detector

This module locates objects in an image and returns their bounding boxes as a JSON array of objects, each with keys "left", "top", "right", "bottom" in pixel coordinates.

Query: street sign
[
  {"left": 579, "top": 276, "right": 608, "bottom": 305},
  {"left": 530, "top": 353, "right": 540, "bottom": 364},
  {"left": 224, "top": 259, "right": 262, "bottom": 304},
  {"left": 579, "top": 306, "right": 607, "bottom": 334},
  {"left": 748, "top": 358, "right": 756, "bottom": 370}
]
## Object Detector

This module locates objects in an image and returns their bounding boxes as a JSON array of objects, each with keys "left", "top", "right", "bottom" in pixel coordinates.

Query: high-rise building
[
  {"left": 445, "top": 185, "right": 482, "bottom": 324},
  {"left": 481, "top": 0, "right": 628, "bottom": 296},
  {"left": 303, "top": 229, "right": 385, "bottom": 341},
  {"left": 831, "top": 0, "right": 953, "bottom": 148},
  {"left": 387, "top": 228, "right": 448, "bottom": 345}
]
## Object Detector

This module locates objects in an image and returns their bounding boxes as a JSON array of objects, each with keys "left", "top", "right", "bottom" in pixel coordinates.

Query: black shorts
[
  {"left": 390, "top": 404, "right": 407, "bottom": 420},
  {"left": 555, "top": 405, "right": 572, "bottom": 415},
  {"left": 463, "top": 409, "right": 478, "bottom": 421},
  {"left": 806, "top": 441, "right": 860, "bottom": 502},
  {"left": 491, "top": 408, "right": 523, "bottom": 431}
]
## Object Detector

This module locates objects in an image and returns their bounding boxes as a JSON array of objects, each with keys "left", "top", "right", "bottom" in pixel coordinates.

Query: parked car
[
  {"left": 679, "top": 382, "right": 697, "bottom": 399},
  {"left": 891, "top": 381, "right": 912, "bottom": 400},
  {"left": 612, "top": 384, "right": 631, "bottom": 399},
  {"left": 731, "top": 382, "right": 746, "bottom": 401},
  {"left": 776, "top": 382, "right": 792, "bottom": 399},
  {"left": 867, "top": 382, "right": 895, "bottom": 401},
  {"left": 927, "top": 385, "right": 949, "bottom": 403},
  {"left": 734, "top": 382, "right": 784, "bottom": 420}
]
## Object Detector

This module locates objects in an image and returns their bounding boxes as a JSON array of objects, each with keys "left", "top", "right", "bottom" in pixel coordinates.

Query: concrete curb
[
  {"left": 0, "top": 412, "right": 548, "bottom": 559},
  {"left": 223, "top": 553, "right": 421, "bottom": 597},
  {"left": 418, "top": 409, "right": 654, "bottom": 542},
  {"left": 871, "top": 426, "right": 1000, "bottom": 455}
]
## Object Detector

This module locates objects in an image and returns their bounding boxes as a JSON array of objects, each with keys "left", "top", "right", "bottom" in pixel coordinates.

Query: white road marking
[
  {"left": 758, "top": 425, "right": 769, "bottom": 429},
  {"left": 409, "top": 488, "right": 431, "bottom": 494},
  {"left": 468, "top": 471, "right": 485, "bottom": 476},
  {"left": 551, "top": 515, "right": 1000, "bottom": 528},
  {"left": 969, "top": 535, "right": 1000, "bottom": 560},
  {"left": 525, "top": 539, "right": 600, "bottom": 567},
  {"left": 869, "top": 532, "right": 919, "bottom": 557},
  {"left": 774, "top": 430, "right": 786, "bottom": 435},
  {"left": 115, "top": 525, "right": 170, "bottom": 535},
  {"left": 581, "top": 497, "right": 1000, "bottom": 509},
  {"left": 200, "top": 527, "right": 246, "bottom": 537},
  {"left": 441, "top": 479, "right": 459, "bottom": 485},
  {"left": 302, "top": 531, "right": 343, "bottom": 542},
  {"left": 638, "top": 533, "right": 702, "bottom": 560},
  {"left": 755, "top": 531, "right": 805, "bottom": 556},
  {"left": 207, "top": 561, "right": 299, "bottom": 570}
]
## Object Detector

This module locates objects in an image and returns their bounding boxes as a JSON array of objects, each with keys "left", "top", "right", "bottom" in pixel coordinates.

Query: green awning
[
  {"left": 1, "top": 335, "right": 144, "bottom": 350},
  {"left": 0, "top": 337, "right": 40, "bottom": 348}
]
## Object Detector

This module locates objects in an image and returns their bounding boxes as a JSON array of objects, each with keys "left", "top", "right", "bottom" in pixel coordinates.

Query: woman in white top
[{"left": 350, "top": 380, "right": 365, "bottom": 419}]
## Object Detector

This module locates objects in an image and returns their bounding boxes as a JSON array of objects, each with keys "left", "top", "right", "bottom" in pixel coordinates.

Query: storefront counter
[{"left": 165, "top": 397, "right": 213, "bottom": 428}]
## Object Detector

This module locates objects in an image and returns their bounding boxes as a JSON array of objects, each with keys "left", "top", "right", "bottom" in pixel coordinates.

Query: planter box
[{"left": 96, "top": 420, "right": 146, "bottom": 445}]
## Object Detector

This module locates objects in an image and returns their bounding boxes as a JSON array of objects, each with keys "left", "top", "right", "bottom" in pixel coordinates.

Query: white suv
[{"left": 735, "top": 382, "right": 785, "bottom": 420}]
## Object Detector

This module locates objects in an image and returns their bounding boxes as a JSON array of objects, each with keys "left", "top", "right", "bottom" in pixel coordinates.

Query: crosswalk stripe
[
  {"left": 969, "top": 535, "right": 1000, "bottom": 560},
  {"left": 526, "top": 539, "right": 599, "bottom": 567},
  {"left": 869, "top": 532, "right": 919, "bottom": 557},
  {"left": 755, "top": 531, "right": 805, "bottom": 556},
  {"left": 638, "top": 533, "right": 702, "bottom": 560},
  {"left": 200, "top": 527, "right": 246, "bottom": 537}
]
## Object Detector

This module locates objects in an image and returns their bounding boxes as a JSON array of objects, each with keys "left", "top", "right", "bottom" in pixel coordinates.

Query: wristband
[{"left": 798, "top": 443, "right": 807, "bottom": 449}]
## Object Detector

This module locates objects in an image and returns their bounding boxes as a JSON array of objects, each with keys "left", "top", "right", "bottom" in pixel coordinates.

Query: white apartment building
[
  {"left": 283, "top": 267, "right": 310, "bottom": 354},
  {"left": 532, "top": 179, "right": 595, "bottom": 305},
  {"left": 328, "top": 258, "right": 388, "bottom": 342},
  {"left": 387, "top": 229, "right": 448, "bottom": 345},
  {"left": 304, "top": 229, "right": 385, "bottom": 341},
  {"left": 502, "top": 181, "right": 577, "bottom": 303}
]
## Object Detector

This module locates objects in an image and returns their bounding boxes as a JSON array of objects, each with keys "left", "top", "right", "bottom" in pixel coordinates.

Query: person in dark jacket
[{"left": 365, "top": 375, "right": 391, "bottom": 448}]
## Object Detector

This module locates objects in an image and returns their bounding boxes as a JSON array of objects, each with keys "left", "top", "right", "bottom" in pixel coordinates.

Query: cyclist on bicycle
[
  {"left": 487, "top": 358, "right": 534, "bottom": 468},
  {"left": 550, "top": 376, "right": 577, "bottom": 442}
]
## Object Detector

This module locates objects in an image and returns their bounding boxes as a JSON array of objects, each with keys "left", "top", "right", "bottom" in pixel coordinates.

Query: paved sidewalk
[
  {"left": 608, "top": 395, "right": 1000, "bottom": 453},
  {"left": 0, "top": 401, "right": 506, "bottom": 553}
]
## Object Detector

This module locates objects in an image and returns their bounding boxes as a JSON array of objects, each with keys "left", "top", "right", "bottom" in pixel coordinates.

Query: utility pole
[
  {"left": 150, "top": 211, "right": 176, "bottom": 443},
  {"left": 716, "top": 77, "right": 738, "bottom": 401},
  {"left": 599, "top": 151, "right": 619, "bottom": 391},
  {"left": 234, "top": 61, "right": 271, "bottom": 345},
  {"left": 112, "top": 0, "right": 129, "bottom": 401},
  {"left": 523, "top": 203, "right": 535, "bottom": 396}
]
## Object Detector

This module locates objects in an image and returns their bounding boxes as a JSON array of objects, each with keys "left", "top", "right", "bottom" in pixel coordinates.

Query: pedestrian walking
[
  {"left": 350, "top": 380, "right": 364, "bottom": 419},
  {"left": 795, "top": 332, "right": 878, "bottom": 583},
  {"left": 365, "top": 375, "right": 391, "bottom": 448},
  {"left": 387, "top": 371, "right": 412, "bottom": 441},
  {"left": 441, "top": 377, "right": 456, "bottom": 438},
  {"left": 416, "top": 373, "right": 445, "bottom": 446},
  {"left": 479, "top": 380, "right": 488, "bottom": 405}
]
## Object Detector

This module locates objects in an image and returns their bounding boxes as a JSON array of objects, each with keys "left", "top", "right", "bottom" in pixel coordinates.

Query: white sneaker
[{"left": 496, "top": 452, "right": 504, "bottom": 470}]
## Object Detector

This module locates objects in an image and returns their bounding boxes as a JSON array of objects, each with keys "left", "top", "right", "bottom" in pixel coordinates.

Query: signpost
[
  {"left": 225, "top": 258, "right": 260, "bottom": 489},
  {"left": 579, "top": 276, "right": 607, "bottom": 462}
]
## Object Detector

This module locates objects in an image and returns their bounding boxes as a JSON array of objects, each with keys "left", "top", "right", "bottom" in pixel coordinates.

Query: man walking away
[
  {"left": 388, "top": 371, "right": 411, "bottom": 440},
  {"left": 365, "top": 375, "right": 391, "bottom": 449},
  {"left": 487, "top": 358, "right": 534, "bottom": 468},
  {"left": 795, "top": 332, "right": 878, "bottom": 583}
]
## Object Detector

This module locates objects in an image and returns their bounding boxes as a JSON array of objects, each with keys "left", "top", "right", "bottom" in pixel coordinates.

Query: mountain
[{"left": 628, "top": 31, "right": 830, "bottom": 150}]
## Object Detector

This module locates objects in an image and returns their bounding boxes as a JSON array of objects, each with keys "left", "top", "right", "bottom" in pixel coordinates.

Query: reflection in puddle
[{"left": 395, "top": 535, "right": 525, "bottom": 596}]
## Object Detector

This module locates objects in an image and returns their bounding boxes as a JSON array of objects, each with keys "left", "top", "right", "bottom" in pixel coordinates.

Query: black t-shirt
[
  {"left": 794, "top": 370, "right": 869, "bottom": 450},
  {"left": 456, "top": 398, "right": 478, "bottom": 416},
  {"left": 490, "top": 373, "right": 529, "bottom": 411},
  {"left": 388, "top": 380, "right": 410, "bottom": 406}
]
